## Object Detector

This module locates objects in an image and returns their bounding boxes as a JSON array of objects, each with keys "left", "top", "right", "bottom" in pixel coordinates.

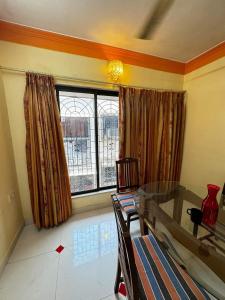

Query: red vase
[{"left": 201, "top": 184, "right": 220, "bottom": 225}]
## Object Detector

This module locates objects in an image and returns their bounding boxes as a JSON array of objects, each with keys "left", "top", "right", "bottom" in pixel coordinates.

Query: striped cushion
[
  {"left": 120, "top": 199, "right": 136, "bottom": 213},
  {"left": 113, "top": 193, "right": 136, "bottom": 201},
  {"left": 132, "top": 234, "right": 210, "bottom": 300},
  {"left": 112, "top": 193, "right": 137, "bottom": 214}
]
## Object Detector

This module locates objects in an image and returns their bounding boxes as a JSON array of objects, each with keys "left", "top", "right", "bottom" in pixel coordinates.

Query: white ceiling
[{"left": 0, "top": 0, "right": 225, "bottom": 62}]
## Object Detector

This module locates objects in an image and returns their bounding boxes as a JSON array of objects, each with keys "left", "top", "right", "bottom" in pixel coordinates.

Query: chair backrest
[
  {"left": 116, "top": 157, "right": 139, "bottom": 193},
  {"left": 112, "top": 200, "right": 139, "bottom": 300}
]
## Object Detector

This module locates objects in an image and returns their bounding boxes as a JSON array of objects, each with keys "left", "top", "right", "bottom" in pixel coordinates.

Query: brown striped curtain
[
  {"left": 24, "top": 73, "right": 72, "bottom": 229},
  {"left": 119, "top": 87, "right": 186, "bottom": 185}
]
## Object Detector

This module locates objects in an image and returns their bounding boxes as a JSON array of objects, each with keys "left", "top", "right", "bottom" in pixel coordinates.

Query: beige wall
[
  {"left": 1, "top": 35, "right": 225, "bottom": 277},
  {"left": 181, "top": 57, "right": 225, "bottom": 191},
  {"left": 0, "top": 40, "right": 184, "bottom": 223},
  {"left": 1, "top": 38, "right": 225, "bottom": 227},
  {"left": 0, "top": 72, "right": 24, "bottom": 272}
]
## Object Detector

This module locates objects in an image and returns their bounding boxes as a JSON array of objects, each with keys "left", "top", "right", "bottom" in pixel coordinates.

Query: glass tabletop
[{"left": 134, "top": 181, "right": 225, "bottom": 299}]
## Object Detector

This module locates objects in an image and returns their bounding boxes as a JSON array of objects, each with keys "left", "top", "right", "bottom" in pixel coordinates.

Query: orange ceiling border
[
  {"left": 0, "top": 20, "right": 224, "bottom": 75},
  {"left": 185, "top": 42, "right": 225, "bottom": 74},
  {"left": 0, "top": 20, "right": 184, "bottom": 74}
]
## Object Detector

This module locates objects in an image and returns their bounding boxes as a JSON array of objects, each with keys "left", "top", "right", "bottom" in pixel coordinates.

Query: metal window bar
[{"left": 56, "top": 85, "right": 119, "bottom": 195}]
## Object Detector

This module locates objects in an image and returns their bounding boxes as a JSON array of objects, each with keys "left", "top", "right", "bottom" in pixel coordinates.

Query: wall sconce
[{"left": 108, "top": 60, "right": 123, "bottom": 82}]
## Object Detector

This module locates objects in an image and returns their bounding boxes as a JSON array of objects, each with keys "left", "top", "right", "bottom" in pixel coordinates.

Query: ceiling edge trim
[
  {"left": 0, "top": 20, "right": 184, "bottom": 74},
  {"left": 185, "top": 42, "right": 225, "bottom": 74},
  {"left": 0, "top": 20, "right": 224, "bottom": 75}
]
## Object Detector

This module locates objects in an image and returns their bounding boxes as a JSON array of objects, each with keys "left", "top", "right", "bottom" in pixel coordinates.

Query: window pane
[
  {"left": 97, "top": 95, "right": 119, "bottom": 187},
  {"left": 59, "top": 91, "right": 97, "bottom": 193}
]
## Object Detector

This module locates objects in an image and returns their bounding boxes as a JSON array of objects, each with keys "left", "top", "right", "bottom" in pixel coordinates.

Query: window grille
[{"left": 56, "top": 86, "right": 119, "bottom": 195}]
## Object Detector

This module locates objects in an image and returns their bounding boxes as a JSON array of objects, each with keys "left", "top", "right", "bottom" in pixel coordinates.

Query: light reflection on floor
[
  {"left": 72, "top": 220, "right": 117, "bottom": 266},
  {"left": 0, "top": 207, "right": 126, "bottom": 300}
]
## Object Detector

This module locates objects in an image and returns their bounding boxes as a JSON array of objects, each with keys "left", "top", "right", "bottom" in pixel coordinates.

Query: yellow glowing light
[{"left": 108, "top": 60, "right": 123, "bottom": 82}]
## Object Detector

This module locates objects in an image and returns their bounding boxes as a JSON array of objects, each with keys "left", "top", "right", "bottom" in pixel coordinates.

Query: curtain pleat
[
  {"left": 119, "top": 87, "right": 186, "bottom": 185},
  {"left": 24, "top": 73, "right": 72, "bottom": 228}
]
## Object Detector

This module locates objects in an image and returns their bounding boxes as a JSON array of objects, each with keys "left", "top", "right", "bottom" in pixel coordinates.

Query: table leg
[
  {"left": 193, "top": 223, "right": 198, "bottom": 237},
  {"left": 140, "top": 217, "right": 148, "bottom": 235},
  {"left": 173, "top": 195, "right": 183, "bottom": 225}
]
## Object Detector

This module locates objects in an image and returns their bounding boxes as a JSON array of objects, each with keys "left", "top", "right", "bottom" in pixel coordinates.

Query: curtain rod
[{"left": 0, "top": 65, "right": 185, "bottom": 93}]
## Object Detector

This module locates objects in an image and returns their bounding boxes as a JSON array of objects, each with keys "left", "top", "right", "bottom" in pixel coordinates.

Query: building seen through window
[{"left": 57, "top": 87, "right": 119, "bottom": 194}]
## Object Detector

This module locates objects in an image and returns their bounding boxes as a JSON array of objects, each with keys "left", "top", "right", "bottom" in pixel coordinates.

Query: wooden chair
[
  {"left": 112, "top": 201, "right": 210, "bottom": 300},
  {"left": 112, "top": 158, "right": 139, "bottom": 231},
  {"left": 112, "top": 201, "right": 140, "bottom": 300}
]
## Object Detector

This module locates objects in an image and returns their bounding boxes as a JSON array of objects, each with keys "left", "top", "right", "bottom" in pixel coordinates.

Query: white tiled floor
[{"left": 0, "top": 207, "right": 138, "bottom": 300}]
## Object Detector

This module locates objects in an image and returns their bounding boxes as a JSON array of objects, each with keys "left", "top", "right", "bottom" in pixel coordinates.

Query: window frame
[{"left": 56, "top": 85, "right": 119, "bottom": 196}]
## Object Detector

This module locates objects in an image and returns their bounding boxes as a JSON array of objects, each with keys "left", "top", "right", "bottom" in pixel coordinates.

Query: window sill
[{"left": 72, "top": 188, "right": 116, "bottom": 199}]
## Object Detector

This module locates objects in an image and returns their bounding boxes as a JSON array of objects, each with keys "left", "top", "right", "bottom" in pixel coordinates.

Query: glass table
[{"left": 134, "top": 181, "right": 225, "bottom": 299}]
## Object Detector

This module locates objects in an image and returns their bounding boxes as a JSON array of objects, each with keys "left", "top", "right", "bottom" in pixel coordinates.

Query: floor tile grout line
[
  {"left": 98, "top": 291, "right": 115, "bottom": 300},
  {"left": 55, "top": 229, "right": 62, "bottom": 300},
  {"left": 9, "top": 243, "right": 79, "bottom": 265},
  {"left": 99, "top": 292, "right": 124, "bottom": 300},
  {"left": 54, "top": 253, "right": 61, "bottom": 300},
  {"left": 1, "top": 209, "right": 121, "bottom": 300},
  {"left": 8, "top": 250, "right": 56, "bottom": 265}
]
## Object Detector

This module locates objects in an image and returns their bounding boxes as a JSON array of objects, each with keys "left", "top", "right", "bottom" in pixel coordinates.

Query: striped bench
[
  {"left": 112, "top": 193, "right": 139, "bottom": 230},
  {"left": 112, "top": 193, "right": 137, "bottom": 212},
  {"left": 132, "top": 234, "right": 210, "bottom": 300}
]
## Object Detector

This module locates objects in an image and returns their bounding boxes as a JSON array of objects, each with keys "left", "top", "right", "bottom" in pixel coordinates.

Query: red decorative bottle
[{"left": 201, "top": 184, "right": 220, "bottom": 225}]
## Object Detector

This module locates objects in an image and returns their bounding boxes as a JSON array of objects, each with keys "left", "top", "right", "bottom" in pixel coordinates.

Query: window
[{"left": 56, "top": 86, "right": 119, "bottom": 195}]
